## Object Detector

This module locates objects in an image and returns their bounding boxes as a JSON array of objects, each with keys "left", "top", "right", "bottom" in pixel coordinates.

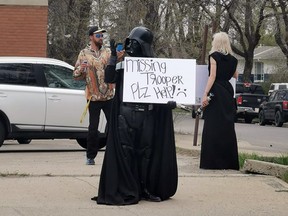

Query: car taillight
[
  {"left": 283, "top": 101, "right": 288, "bottom": 110},
  {"left": 237, "top": 96, "right": 243, "bottom": 105}
]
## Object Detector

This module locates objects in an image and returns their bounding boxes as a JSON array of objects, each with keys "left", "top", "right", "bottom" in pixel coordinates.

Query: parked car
[
  {"left": 268, "top": 83, "right": 288, "bottom": 95},
  {"left": 190, "top": 82, "right": 267, "bottom": 123},
  {"left": 0, "top": 57, "right": 106, "bottom": 148},
  {"left": 235, "top": 82, "right": 268, "bottom": 123},
  {"left": 259, "top": 89, "right": 288, "bottom": 127}
]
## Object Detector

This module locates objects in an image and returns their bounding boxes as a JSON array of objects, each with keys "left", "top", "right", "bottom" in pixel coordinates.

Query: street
[
  {"left": 1, "top": 112, "right": 287, "bottom": 155},
  {"left": 174, "top": 113, "right": 288, "bottom": 155},
  {"left": 1, "top": 112, "right": 287, "bottom": 156}
]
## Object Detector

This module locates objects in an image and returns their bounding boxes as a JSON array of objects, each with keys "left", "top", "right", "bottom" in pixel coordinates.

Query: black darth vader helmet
[{"left": 124, "top": 26, "right": 154, "bottom": 57}]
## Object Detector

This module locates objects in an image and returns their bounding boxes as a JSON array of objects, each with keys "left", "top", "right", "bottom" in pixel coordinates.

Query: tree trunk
[{"left": 243, "top": 53, "right": 254, "bottom": 82}]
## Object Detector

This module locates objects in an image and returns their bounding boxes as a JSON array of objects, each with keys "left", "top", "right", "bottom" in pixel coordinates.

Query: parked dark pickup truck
[
  {"left": 235, "top": 82, "right": 268, "bottom": 123},
  {"left": 259, "top": 89, "right": 288, "bottom": 127}
]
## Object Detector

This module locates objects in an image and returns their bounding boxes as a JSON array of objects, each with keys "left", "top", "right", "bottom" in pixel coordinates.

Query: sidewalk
[{"left": 0, "top": 135, "right": 288, "bottom": 216}]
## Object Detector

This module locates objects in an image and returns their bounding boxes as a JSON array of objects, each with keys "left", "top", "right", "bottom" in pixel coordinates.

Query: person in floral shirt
[{"left": 73, "top": 26, "right": 114, "bottom": 165}]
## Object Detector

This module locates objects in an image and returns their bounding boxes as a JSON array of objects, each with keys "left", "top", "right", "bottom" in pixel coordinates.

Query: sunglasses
[{"left": 94, "top": 33, "right": 103, "bottom": 38}]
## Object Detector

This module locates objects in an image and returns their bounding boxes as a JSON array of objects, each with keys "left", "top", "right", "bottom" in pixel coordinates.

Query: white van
[{"left": 268, "top": 83, "right": 288, "bottom": 95}]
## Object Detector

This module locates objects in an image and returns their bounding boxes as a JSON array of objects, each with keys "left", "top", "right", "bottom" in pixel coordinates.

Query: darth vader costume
[{"left": 94, "top": 26, "right": 178, "bottom": 205}]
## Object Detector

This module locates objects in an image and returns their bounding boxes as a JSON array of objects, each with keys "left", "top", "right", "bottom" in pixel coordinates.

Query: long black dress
[
  {"left": 95, "top": 62, "right": 178, "bottom": 205},
  {"left": 200, "top": 52, "right": 239, "bottom": 170}
]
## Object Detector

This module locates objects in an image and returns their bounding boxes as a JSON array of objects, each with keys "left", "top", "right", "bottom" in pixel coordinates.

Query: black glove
[
  {"left": 167, "top": 101, "right": 177, "bottom": 109},
  {"left": 110, "top": 39, "right": 117, "bottom": 56}
]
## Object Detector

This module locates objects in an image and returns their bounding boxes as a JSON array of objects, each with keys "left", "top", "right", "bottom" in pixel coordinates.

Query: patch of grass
[{"left": 283, "top": 172, "right": 288, "bottom": 183}]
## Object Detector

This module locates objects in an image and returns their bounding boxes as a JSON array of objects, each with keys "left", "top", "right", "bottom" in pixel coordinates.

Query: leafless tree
[
  {"left": 47, "top": 0, "right": 93, "bottom": 65},
  {"left": 221, "top": 0, "right": 269, "bottom": 82},
  {"left": 90, "top": 0, "right": 208, "bottom": 61},
  {"left": 47, "top": 0, "right": 288, "bottom": 81},
  {"left": 270, "top": 0, "right": 288, "bottom": 67}
]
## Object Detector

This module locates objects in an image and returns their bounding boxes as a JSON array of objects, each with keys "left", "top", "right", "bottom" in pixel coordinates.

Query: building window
[{"left": 254, "top": 62, "right": 264, "bottom": 82}]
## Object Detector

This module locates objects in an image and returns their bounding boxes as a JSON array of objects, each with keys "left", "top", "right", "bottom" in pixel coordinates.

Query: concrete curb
[
  {"left": 243, "top": 159, "right": 288, "bottom": 183},
  {"left": 175, "top": 134, "right": 288, "bottom": 184}
]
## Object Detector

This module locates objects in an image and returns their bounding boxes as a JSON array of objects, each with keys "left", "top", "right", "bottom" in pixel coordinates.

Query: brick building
[{"left": 0, "top": 0, "right": 48, "bottom": 57}]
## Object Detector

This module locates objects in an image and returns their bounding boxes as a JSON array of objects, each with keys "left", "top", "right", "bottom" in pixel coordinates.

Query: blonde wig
[{"left": 209, "top": 32, "right": 233, "bottom": 55}]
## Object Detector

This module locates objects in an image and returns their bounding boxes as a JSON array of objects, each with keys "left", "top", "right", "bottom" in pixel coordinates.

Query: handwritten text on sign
[{"left": 123, "top": 57, "right": 196, "bottom": 104}]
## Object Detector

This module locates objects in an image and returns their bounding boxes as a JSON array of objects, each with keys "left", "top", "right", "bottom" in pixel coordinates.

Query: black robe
[
  {"left": 200, "top": 52, "right": 239, "bottom": 170},
  {"left": 95, "top": 63, "right": 178, "bottom": 205}
]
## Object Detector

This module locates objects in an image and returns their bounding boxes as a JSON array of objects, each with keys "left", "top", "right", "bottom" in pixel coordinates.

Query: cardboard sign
[
  {"left": 193, "top": 65, "right": 237, "bottom": 105},
  {"left": 122, "top": 57, "right": 236, "bottom": 105},
  {"left": 194, "top": 65, "right": 209, "bottom": 105},
  {"left": 193, "top": 65, "right": 236, "bottom": 105},
  {"left": 123, "top": 57, "right": 196, "bottom": 104}
]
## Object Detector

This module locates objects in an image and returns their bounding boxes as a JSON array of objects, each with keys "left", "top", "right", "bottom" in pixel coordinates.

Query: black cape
[{"left": 95, "top": 64, "right": 178, "bottom": 205}]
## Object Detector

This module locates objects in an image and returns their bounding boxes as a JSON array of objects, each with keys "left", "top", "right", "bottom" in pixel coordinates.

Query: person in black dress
[{"left": 200, "top": 32, "right": 239, "bottom": 170}]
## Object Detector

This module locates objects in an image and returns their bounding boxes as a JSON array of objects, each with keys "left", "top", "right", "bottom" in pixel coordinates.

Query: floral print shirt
[{"left": 73, "top": 44, "right": 114, "bottom": 101}]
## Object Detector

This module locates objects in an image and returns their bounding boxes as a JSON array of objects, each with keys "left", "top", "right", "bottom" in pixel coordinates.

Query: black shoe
[{"left": 142, "top": 189, "right": 161, "bottom": 202}]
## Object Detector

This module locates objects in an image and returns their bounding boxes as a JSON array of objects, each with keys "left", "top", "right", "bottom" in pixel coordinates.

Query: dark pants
[
  {"left": 87, "top": 99, "right": 112, "bottom": 159},
  {"left": 118, "top": 104, "right": 154, "bottom": 192}
]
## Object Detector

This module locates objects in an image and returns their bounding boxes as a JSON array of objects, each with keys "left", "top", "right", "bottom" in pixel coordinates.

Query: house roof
[
  {"left": 235, "top": 46, "right": 286, "bottom": 60},
  {"left": 254, "top": 46, "right": 286, "bottom": 60}
]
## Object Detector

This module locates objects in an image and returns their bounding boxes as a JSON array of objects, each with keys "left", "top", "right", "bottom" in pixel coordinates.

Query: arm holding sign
[
  {"left": 164, "top": 101, "right": 176, "bottom": 109},
  {"left": 167, "top": 101, "right": 177, "bottom": 109},
  {"left": 105, "top": 39, "right": 125, "bottom": 83},
  {"left": 154, "top": 101, "right": 177, "bottom": 110}
]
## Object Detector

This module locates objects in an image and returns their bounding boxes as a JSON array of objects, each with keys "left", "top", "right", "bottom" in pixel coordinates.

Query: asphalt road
[
  {"left": 1, "top": 112, "right": 287, "bottom": 155},
  {"left": 174, "top": 113, "right": 288, "bottom": 154}
]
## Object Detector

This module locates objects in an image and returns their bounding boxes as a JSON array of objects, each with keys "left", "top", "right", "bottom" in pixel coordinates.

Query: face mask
[{"left": 125, "top": 39, "right": 142, "bottom": 57}]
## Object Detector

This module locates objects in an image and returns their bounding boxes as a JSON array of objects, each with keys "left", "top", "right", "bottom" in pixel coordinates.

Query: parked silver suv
[{"left": 0, "top": 57, "right": 106, "bottom": 148}]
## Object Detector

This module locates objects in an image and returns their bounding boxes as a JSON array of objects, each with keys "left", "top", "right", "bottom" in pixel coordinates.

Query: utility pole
[{"left": 193, "top": 24, "right": 208, "bottom": 146}]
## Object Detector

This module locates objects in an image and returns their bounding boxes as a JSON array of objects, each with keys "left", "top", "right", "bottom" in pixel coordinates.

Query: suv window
[
  {"left": 43, "top": 64, "right": 85, "bottom": 90},
  {"left": 285, "top": 92, "right": 288, "bottom": 100},
  {"left": 276, "top": 91, "right": 288, "bottom": 100},
  {"left": 236, "top": 83, "right": 264, "bottom": 94},
  {"left": 279, "top": 85, "right": 287, "bottom": 90},
  {"left": 0, "top": 63, "right": 36, "bottom": 86}
]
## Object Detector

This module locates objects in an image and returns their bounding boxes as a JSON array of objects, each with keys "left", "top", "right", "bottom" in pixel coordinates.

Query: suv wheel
[
  {"left": 17, "top": 139, "right": 32, "bottom": 144},
  {"left": 0, "top": 121, "right": 5, "bottom": 147},
  {"left": 275, "top": 111, "right": 283, "bottom": 127},
  {"left": 258, "top": 110, "right": 266, "bottom": 126}
]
